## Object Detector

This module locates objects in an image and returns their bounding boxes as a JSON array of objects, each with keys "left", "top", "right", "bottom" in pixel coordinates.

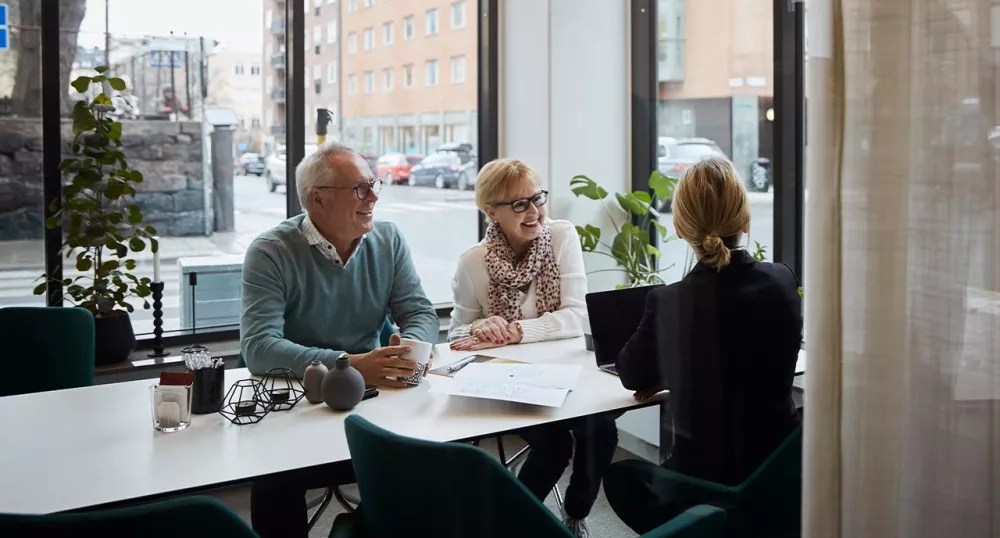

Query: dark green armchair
[{"left": 331, "top": 415, "right": 727, "bottom": 538}]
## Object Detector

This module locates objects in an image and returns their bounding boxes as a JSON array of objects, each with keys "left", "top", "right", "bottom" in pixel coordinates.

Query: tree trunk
[{"left": 10, "top": 0, "right": 88, "bottom": 118}]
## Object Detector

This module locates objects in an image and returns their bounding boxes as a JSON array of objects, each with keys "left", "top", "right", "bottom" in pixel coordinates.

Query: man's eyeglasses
[
  {"left": 316, "top": 178, "right": 383, "bottom": 200},
  {"left": 491, "top": 190, "right": 548, "bottom": 213}
]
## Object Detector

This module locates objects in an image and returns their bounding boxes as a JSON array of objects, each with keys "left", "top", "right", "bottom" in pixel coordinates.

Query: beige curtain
[{"left": 804, "top": 0, "right": 1000, "bottom": 536}]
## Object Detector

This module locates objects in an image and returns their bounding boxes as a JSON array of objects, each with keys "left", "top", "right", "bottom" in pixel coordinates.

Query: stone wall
[{"left": 0, "top": 118, "right": 207, "bottom": 240}]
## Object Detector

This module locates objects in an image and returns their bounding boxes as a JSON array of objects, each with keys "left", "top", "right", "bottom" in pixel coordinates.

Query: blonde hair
[
  {"left": 672, "top": 156, "right": 750, "bottom": 270},
  {"left": 474, "top": 158, "right": 541, "bottom": 220}
]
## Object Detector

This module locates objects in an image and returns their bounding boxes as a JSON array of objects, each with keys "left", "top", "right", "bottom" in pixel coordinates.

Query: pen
[{"left": 447, "top": 355, "right": 477, "bottom": 373}]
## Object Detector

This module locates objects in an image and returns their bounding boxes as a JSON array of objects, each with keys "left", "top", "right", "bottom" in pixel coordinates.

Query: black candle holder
[
  {"left": 147, "top": 282, "right": 169, "bottom": 358},
  {"left": 259, "top": 367, "right": 306, "bottom": 412},
  {"left": 219, "top": 379, "right": 270, "bottom": 425}
]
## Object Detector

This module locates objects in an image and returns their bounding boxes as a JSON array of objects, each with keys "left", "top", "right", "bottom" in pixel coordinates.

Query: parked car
[
  {"left": 238, "top": 153, "right": 266, "bottom": 176},
  {"left": 376, "top": 153, "right": 423, "bottom": 185},
  {"left": 434, "top": 143, "right": 479, "bottom": 190},
  {"left": 264, "top": 144, "right": 317, "bottom": 192},
  {"left": 409, "top": 152, "right": 468, "bottom": 189}
]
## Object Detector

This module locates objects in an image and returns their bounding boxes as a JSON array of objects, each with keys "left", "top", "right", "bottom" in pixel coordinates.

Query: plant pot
[{"left": 94, "top": 312, "right": 137, "bottom": 366}]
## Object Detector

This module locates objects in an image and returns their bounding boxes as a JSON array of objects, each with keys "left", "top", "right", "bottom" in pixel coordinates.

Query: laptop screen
[{"left": 585, "top": 285, "right": 662, "bottom": 367}]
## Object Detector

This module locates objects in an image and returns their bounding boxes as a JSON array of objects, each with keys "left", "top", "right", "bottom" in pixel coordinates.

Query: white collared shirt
[{"left": 299, "top": 215, "right": 366, "bottom": 267}]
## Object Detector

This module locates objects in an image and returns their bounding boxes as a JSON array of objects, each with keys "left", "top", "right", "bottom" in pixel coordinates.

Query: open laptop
[{"left": 585, "top": 284, "right": 663, "bottom": 376}]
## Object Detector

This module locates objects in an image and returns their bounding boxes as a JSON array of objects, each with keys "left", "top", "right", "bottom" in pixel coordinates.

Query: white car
[{"left": 264, "top": 145, "right": 317, "bottom": 192}]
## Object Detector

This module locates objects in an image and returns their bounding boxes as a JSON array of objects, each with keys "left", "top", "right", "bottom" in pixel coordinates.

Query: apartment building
[
  {"left": 262, "top": 0, "right": 289, "bottom": 150},
  {"left": 340, "top": 0, "right": 476, "bottom": 156},
  {"left": 657, "top": 0, "right": 774, "bottom": 176},
  {"left": 207, "top": 49, "right": 265, "bottom": 153}
]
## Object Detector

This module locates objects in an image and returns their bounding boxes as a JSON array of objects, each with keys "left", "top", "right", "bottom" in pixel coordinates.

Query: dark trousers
[
  {"left": 250, "top": 460, "right": 355, "bottom": 538},
  {"left": 516, "top": 414, "right": 619, "bottom": 519},
  {"left": 602, "top": 459, "right": 694, "bottom": 534}
]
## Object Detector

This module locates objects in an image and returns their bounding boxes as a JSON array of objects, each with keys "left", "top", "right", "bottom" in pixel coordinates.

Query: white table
[{"left": 0, "top": 338, "right": 656, "bottom": 515}]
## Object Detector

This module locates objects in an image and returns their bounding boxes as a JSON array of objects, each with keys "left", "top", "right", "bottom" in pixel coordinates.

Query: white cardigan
[{"left": 448, "top": 219, "right": 588, "bottom": 343}]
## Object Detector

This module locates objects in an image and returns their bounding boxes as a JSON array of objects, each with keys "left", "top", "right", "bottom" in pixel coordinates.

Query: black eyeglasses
[
  {"left": 491, "top": 190, "right": 548, "bottom": 213},
  {"left": 316, "top": 178, "right": 382, "bottom": 200}
]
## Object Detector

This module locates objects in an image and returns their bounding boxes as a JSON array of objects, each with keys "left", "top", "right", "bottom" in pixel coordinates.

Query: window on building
[
  {"left": 425, "top": 9, "right": 439, "bottom": 35},
  {"left": 234, "top": 62, "right": 245, "bottom": 75},
  {"left": 383, "top": 68, "right": 393, "bottom": 91},
  {"left": 348, "top": 74, "right": 358, "bottom": 95},
  {"left": 383, "top": 21, "right": 394, "bottom": 45},
  {"left": 426, "top": 59, "right": 439, "bottom": 86},
  {"left": 363, "top": 27, "right": 374, "bottom": 51},
  {"left": 348, "top": 0, "right": 357, "bottom": 12},
  {"left": 328, "top": 61, "right": 337, "bottom": 84},
  {"left": 403, "top": 16, "right": 414, "bottom": 41},
  {"left": 450, "top": 55, "right": 466, "bottom": 84},
  {"left": 451, "top": 1, "right": 466, "bottom": 29},
  {"left": 327, "top": 20, "right": 337, "bottom": 43},
  {"left": 402, "top": 63, "right": 414, "bottom": 88},
  {"left": 251, "top": 116, "right": 261, "bottom": 128},
  {"left": 364, "top": 0, "right": 374, "bottom": 6},
  {"left": 250, "top": 63, "right": 261, "bottom": 76},
  {"left": 348, "top": 32, "right": 357, "bottom": 54},
  {"left": 365, "top": 71, "right": 374, "bottom": 94},
  {"left": 313, "top": 65, "right": 322, "bottom": 81}
]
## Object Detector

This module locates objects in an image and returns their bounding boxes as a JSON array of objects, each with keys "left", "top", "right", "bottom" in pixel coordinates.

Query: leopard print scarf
[{"left": 484, "top": 220, "right": 562, "bottom": 322}]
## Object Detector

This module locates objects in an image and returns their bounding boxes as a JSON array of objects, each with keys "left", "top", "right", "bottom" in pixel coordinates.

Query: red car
[{"left": 375, "top": 153, "right": 423, "bottom": 184}]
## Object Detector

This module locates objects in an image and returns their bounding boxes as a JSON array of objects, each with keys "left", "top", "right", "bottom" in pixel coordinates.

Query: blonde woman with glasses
[
  {"left": 603, "top": 156, "right": 802, "bottom": 534},
  {"left": 447, "top": 158, "right": 616, "bottom": 537}
]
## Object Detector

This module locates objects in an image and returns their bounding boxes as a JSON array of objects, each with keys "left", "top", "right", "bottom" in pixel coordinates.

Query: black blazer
[{"left": 616, "top": 249, "right": 802, "bottom": 485}]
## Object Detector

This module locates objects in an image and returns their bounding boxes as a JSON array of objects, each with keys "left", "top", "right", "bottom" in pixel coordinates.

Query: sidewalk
[{"left": 0, "top": 231, "right": 259, "bottom": 271}]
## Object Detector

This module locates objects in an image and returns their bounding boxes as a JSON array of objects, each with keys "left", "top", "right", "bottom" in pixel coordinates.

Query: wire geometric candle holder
[
  {"left": 219, "top": 379, "right": 270, "bottom": 425},
  {"left": 259, "top": 367, "right": 306, "bottom": 412}
]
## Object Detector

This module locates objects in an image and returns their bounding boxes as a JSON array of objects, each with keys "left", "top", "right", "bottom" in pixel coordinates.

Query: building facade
[
  {"left": 207, "top": 49, "right": 265, "bottom": 154},
  {"left": 657, "top": 0, "right": 774, "bottom": 178}
]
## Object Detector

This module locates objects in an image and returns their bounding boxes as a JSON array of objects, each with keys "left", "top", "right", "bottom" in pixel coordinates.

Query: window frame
[
  {"left": 383, "top": 21, "right": 394, "bottom": 45},
  {"left": 348, "top": 32, "right": 357, "bottom": 54},
  {"left": 450, "top": 54, "right": 466, "bottom": 84},
  {"left": 426, "top": 8, "right": 439, "bottom": 36},
  {"left": 383, "top": 67, "right": 394, "bottom": 91},
  {"left": 403, "top": 15, "right": 415, "bottom": 41},
  {"left": 451, "top": 1, "right": 466, "bottom": 29},
  {"left": 364, "top": 70, "right": 375, "bottom": 94},
  {"left": 425, "top": 59, "right": 439, "bottom": 86},
  {"left": 363, "top": 27, "right": 374, "bottom": 51}
]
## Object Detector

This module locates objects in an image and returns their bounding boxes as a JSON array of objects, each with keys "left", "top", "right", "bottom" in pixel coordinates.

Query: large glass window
[
  {"left": 0, "top": 3, "right": 45, "bottom": 309},
  {"left": 654, "top": 0, "right": 775, "bottom": 282}
]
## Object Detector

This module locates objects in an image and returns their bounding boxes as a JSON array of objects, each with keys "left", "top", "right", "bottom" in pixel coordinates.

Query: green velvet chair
[
  {"left": 331, "top": 415, "right": 727, "bottom": 538},
  {"left": 611, "top": 426, "right": 802, "bottom": 538},
  {"left": 0, "top": 306, "right": 95, "bottom": 397},
  {"left": 0, "top": 495, "right": 257, "bottom": 537}
]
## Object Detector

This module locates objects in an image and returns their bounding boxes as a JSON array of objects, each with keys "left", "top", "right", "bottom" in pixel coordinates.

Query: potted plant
[
  {"left": 33, "top": 66, "right": 158, "bottom": 365},
  {"left": 569, "top": 170, "right": 678, "bottom": 349}
]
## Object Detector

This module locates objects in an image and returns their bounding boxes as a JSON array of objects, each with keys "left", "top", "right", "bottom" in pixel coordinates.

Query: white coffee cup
[{"left": 395, "top": 338, "right": 433, "bottom": 385}]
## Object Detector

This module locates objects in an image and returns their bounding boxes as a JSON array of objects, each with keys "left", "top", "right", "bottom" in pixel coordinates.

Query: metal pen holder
[{"left": 147, "top": 281, "right": 169, "bottom": 358}]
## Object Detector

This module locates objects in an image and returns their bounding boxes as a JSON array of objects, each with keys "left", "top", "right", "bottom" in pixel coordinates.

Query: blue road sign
[
  {"left": 0, "top": 4, "right": 8, "bottom": 52},
  {"left": 148, "top": 50, "right": 183, "bottom": 68}
]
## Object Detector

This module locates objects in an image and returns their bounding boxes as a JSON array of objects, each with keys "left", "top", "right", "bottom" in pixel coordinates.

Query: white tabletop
[{"left": 0, "top": 338, "right": 657, "bottom": 515}]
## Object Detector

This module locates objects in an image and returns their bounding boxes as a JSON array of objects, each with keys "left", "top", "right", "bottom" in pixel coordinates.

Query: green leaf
[
  {"left": 150, "top": 237, "right": 159, "bottom": 253},
  {"left": 94, "top": 65, "right": 108, "bottom": 74},
  {"left": 101, "top": 260, "right": 120, "bottom": 272},
  {"left": 649, "top": 170, "right": 677, "bottom": 201},
  {"left": 652, "top": 219, "right": 668, "bottom": 239},
  {"left": 32, "top": 282, "right": 47, "bottom": 295},
  {"left": 569, "top": 175, "right": 608, "bottom": 200},
  {"left": 633, "top": 191, "right": 652, "bottom": 204},
  {"left": 76, "top": 257, "right": 92, "bottom": 272},
  {"left": 129, "top": 237, "right": 146, "bottom": 252},
  {"left": 108, "top": 122, "right": 123, "bottom": 144},
  {"left": 615, "top": 192, "right": 648, "bottom": 216},
  {"left": 576, "top": 224, "right": 600, "bottom": 252},
  {"left": 108, "top": 77, "right": 126, "bottom": 90},
  {"left": 71, "top": 76, "right": 92, "bottom": 94},
  {"left": 645, "top": 244, "right": 662, "bottom": 258},
  {"left": 130, "top": 170, "right": 144, "bottom": 183},
  {"left": 125, "top": 259, "right": 137, "bottom": 270},
  {"left": 72, "top": 107, "right": 98, "bottom": 136},
  {"left": 144, "top": 225, "right": 157, "bottom": 235},
  {"left": 44, "top": 217, "right": 58, "bottom": 229}
]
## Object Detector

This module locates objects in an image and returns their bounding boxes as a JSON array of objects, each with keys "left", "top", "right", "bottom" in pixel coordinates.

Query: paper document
[
  {"left": 430, "top": 363, "right": 582, "bottom": 407},
  {"left": 454, "top": 363, "right": 581, "bottom": 390}
]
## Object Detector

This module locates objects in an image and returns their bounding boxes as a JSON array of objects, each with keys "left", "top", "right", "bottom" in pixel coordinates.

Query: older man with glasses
[{"left": 240, "top": 141, "right": 438, "bottom": 538}]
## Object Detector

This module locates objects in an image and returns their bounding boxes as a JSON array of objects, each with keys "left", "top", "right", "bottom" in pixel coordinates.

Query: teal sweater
[{"left": 240, "top": 215, "right": 439, "bottom": 376}]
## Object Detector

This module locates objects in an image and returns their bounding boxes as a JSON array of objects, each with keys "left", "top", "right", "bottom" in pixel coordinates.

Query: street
[{"left": 0, "top": 174, "right": 773, "bottom": 337}]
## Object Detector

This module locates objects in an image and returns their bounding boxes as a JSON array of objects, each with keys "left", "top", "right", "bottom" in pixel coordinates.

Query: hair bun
[{"left": 702, "top": 233, "right": 724, "bottom": 252}]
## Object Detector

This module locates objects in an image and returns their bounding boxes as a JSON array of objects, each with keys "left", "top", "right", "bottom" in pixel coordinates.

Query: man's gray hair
[{"left": 295, "top": 141, "right": 358, "bottom": 212}]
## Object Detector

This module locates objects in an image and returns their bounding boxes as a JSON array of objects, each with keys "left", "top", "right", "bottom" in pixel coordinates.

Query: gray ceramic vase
[
  {"left": 303, "top": 360, "right": 329, "bottom": 404},
  {"left": 321, "top": 357, "right": 366, "bottom": 411}
]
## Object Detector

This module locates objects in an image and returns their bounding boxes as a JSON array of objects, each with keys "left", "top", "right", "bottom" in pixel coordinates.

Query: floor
[{"left": 208, "top": 435, "right": 641, "bottom": 538}]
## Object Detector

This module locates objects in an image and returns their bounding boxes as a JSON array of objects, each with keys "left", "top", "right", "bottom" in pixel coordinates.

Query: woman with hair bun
[{"left": 602, "top": 156, "right": 803, "bottom": 534}]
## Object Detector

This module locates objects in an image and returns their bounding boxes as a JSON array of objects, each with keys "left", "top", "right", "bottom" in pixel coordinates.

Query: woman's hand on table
[
  {"left": 632, "top": 388, "right": 665, "bottom": 402},
  {"left": 449, "top": 336, "right": 505, "bottom": 352},
  {"left": 470, "top": 316, "right": 515, "bottom": 345}
]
